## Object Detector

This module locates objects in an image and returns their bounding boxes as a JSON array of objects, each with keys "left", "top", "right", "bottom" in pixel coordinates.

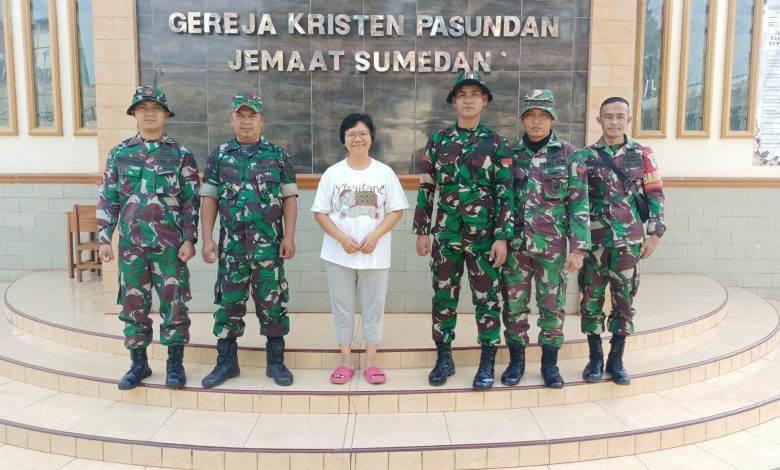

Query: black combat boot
[
  {"left": 582, "top": 335, "right": 604, "bottom": 382},
  {"left": 606, "top": 335, "right": 631, "bottom": 385},
  {"left": 428, "top": 341, "right": 455, "bottom": 386},
  {"left": 501, "top": 341, "right": 526, "bottom": 386},
  {"left": 266, "top": 337, "right": 294, "bottom": 386},
  {"left": 473, "top": 345, "right": 497, "bottom": 390},
  {"left": 117, "top": 347, "right": 152, "bottom": 390},
  {"left": 540, "top": 344, "right": 564, "bottom": 389},
  {"left": 165, "top": 345, "right": 187, "bottom": 389},
  {"left": 202, "top": 338, "right": 240, "bottom": 388}
]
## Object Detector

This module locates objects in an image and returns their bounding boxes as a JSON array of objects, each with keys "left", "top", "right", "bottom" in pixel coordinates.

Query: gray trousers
[{"left": 324, "top": 261, "right": 390, "bottom": 345}]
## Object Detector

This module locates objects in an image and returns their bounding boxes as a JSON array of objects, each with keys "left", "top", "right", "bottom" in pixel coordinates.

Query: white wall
[
  {"left": 641, "top": 0, "right": 780, "bottom": 178},
  {"left": 0, "top": 0, "right": 97, "bottom": 174}
]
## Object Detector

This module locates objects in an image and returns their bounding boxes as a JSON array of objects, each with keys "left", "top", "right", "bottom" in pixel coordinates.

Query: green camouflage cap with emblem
[
  {"left": 231, "top": 92, "right": 263, "bottom": 113},
  {"left": 446, "top": 70, "right": 493, "bottom": 103},
  {"left": 521, "top": 89, "right": 557, "bottom": 120},
  {"left": 126, "top": 85, "right": 175, "bottom": 117}
]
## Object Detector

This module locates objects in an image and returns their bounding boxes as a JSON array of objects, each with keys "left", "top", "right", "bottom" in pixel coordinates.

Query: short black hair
[
  {"left": 339, "top": 113, "right": 376, "bottom": 145},
  {"left": 600, "top": 96, "right": 630, "bottom": 112}
]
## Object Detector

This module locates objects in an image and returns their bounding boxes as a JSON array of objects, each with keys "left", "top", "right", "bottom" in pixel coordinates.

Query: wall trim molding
[
  {"left": 0, "top": 174, "right": 102, "bottom": 184},
  {"left": 311, "top": 175, "right": 780, "bottom": 190},
  {"left": 2, "top": 174, "right": 779, "bottom": 189},
  {"left": 661, "top": 177, "right": 780, "bottom": 188}
]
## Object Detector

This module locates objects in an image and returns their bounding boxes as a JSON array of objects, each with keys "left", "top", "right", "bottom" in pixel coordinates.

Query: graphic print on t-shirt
[{"left": 336, "top": 184, "right": 383, "bottom": 219}]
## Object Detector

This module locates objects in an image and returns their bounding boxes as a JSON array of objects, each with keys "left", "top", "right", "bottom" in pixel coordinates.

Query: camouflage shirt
[
  {"left": 200, "top": 136, "right": 298, "bottom": 262},
  {"left": 413, "top": 123, "right": 514, "bottom": 239},
  {"left": 98, "top": 134, "right": 200, "bottom": 248},
  {"left": 511, "top": 132, "right": 591, "bottom": 253},
  {"left": 578, "top": 136, "right": 666, "bottom": 247}
]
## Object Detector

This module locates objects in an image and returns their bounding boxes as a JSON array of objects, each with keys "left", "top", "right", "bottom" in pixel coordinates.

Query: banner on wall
[
  {"left": 755, "top": 0, "right": 780, "bottom": 166},
  {"left": 167, "top": 12, "right": 561, "bottom": 73}
]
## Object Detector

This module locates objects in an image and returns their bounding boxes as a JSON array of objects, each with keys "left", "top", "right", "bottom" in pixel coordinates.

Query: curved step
[
  {"left": 0, "top": 286, "right": 775, "bottom": 414},
  {"left": 2, "top": 417, "right": 780, "bottom": 470},
  {"left": 4, "top": 273, "right": 729, "bottom": 367},
  {"left": 0, "top": 351, "right": 777, "bottom": 468}
]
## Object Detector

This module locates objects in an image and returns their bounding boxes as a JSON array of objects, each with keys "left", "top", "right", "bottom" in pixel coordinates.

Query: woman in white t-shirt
[{"left": 311, "top": 114, "right": 409, "bottom": 385}]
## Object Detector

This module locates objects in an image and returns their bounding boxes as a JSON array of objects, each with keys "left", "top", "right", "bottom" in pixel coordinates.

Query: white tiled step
[
  {"left": 2, "top": 420, "right": 780, "bottom": 470},
  {"left": 0, "top": 287, "right": 775, "bottom": 413},
  {"left": 0, "top": 347, "right": 777, "bottom": 469},
  {"left": 0, "top": 444, "right": 143, "bottom": 469},
  {"left": 4, "top": 273, "right": 729, "bottom": 365}
]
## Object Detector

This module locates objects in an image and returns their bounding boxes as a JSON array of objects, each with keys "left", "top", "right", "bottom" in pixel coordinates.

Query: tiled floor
[
  {"left": 3, "top": 272, "right": 727, "bottom": 351},
  {"left": 0, "top": 366, "right": 775, "bottom": 453},
  {"left": 1, "top": 418, "right": 779, "bottom": 470},
  {"left": 0, "top": 285, "right": 768, "bottom": 395},
  {"left": 0, "top": 275, "right": 778, "bottom": 469}
]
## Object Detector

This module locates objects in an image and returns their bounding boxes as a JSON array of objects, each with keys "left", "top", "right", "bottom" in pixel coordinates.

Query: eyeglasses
[{"left": 345, "top": 131, "right": 371, "bottom": 140}]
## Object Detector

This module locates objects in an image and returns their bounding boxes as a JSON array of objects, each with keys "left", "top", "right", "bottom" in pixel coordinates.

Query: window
[
  {"left": 633, "top": 0, "right": 672, "bottom": 138},
  {"left": 722, "top": 0, "right": 761, "bottom": 137},
  {"left": 68, "top": 0, "right": 96, "bottom": 134},
  {"left": 0, "top": 0, "right": 17, "bottom": 135},
  {"left": 22, "top": 0, "right": 62, "bottom": 135},
  {"left": 677, "top": 0, "right": 718, "bottom": 137}
]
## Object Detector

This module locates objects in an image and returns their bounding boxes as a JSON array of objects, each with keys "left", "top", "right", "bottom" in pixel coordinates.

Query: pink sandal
[
  {"left": 330, "top": 366, "right": 354, "bottom": 385},
  {"left": 363, "top": 366, "right": 386, "bottom": 384}
]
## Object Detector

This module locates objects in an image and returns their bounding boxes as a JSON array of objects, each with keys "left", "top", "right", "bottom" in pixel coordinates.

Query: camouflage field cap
[
  {"left": 126, "top": 86, "right": 175, "bottom": 117},
  {"left": 231, "top": 92, "right": 263, "bottom": 113},
  {"left": 521, "top": 89, "right": 557, "bottom": 120},
  {"left": 446, "top": 70, "right": 493, "bottom": 103}
]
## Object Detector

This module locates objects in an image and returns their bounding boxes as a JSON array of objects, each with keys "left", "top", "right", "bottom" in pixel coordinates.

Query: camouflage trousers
[
  {"left": 117, "top": 240, "right": 191, "bottom": 350},
  {"left": 430, "top": 229, "right": 502, "bottom": 346},
  {"left": 501, "top": 248, "right": 567, "bottom": 348},
  {"left": 578, "top": 244, "right": 641, "bottom": 336},
  {"left": 212, "top": 257, "right": 290, "bottom": 339}
]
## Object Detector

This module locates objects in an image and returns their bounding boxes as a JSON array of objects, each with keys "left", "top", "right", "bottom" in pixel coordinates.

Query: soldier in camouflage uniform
[
  {"left": 98, "top": 86, "right": 200, "bottom": 390},
  {"left": 577, "top": 97, "right": 666, "bottom": 385},
  {"left": 199, "top": 92, "right": 299, "bottom": 388},
  {"left": 501, "top": 90, "right": 591, "bottom": 389},
  {"left": 414, "top": 72, "right": 514, "bottom": 390}
]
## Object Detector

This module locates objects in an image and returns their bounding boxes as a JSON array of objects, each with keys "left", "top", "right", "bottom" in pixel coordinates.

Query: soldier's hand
[
  {"left": 489, "top": 240, "right": 507, "bottom": 268},
  {"left": 564, "top": 251, "right": 585, "bottom": 274},
  {"left": 280, "top": 235, "right": 296, "bottom": 259},
  {"left": 416, "top": 235, "right": 431, "bottom": 256},
  {"left": 360, "top": 233, "right": 380, "bottom": 254},
  {"left": 640, "top": 235, "right": 660, "bottom": 259},
  {"left": 202, "top": 239, "right": 218, "bottom": 264},
  {"left": 178, "top": 241, "right": 195, "bottom": 263},
  {"left": 339, "top": 234, "right": 362, "bottom": 254},
  {"left": 99, "top": 244, "right": 114, "bottom": 263}
]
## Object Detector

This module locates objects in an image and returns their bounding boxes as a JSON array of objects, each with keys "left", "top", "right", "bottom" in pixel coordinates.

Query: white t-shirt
[{"left": 311, "top": 158, "right": 409, "bottom": 269}]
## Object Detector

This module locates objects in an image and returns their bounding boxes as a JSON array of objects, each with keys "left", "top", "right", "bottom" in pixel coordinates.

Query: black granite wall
[{"left": 136, "top": 0, "right": 590, "bottom": 174}]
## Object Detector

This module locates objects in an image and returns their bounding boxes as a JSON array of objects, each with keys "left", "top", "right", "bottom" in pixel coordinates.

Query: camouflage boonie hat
[
  {"left": 446, "top": 71, "right": 493, "bottom": 104},
  {"left": 232, "top": 92, "right": 263, "bottom": 113},
  {"left": 521, "top": 89, "right": 557, "bottom": 120},
  {"left": 126, "top": 86, "right": 174, "bottom": 117}
]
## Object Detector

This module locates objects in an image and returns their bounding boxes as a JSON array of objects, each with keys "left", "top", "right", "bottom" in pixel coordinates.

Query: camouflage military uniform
[
  {"left": 200, "top": 136, "right": 298, "bottom": 339},
  {"left": 503, "top": 131, "right": 590, "bottom": 348},
  {"left": 577, "top": 137, "right": 666, "bottom": 336},
  {"left": 98, "top": 98, "right": 200, "bottom": 350},
  {"left": 413, "top": 124, "right": 514, "bottom": 346}
]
